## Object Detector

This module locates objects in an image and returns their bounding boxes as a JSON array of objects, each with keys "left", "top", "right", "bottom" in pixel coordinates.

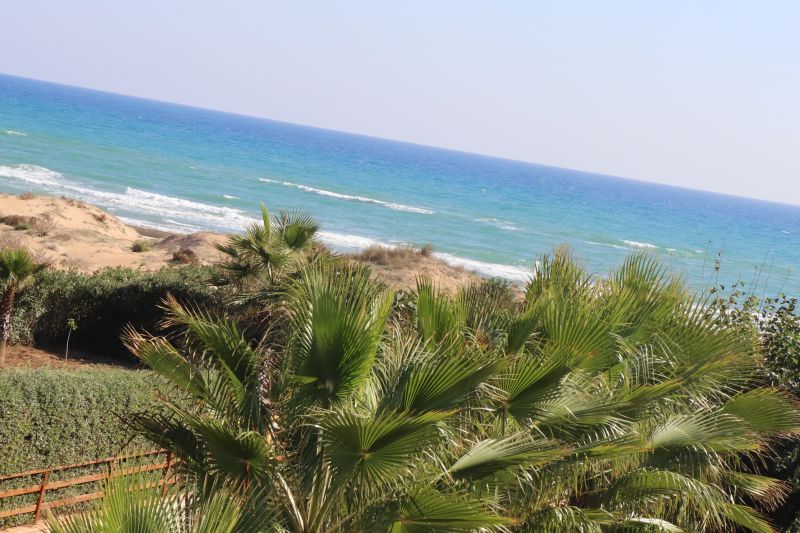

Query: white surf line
[{"left": 259, "top": 177, "right": 433, "bottom": 214}]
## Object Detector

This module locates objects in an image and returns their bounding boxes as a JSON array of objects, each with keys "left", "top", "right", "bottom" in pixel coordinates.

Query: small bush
[
  {"left": 131, "top": 240, "right": 152, "bottom": 253},
  {"left": 172, "top": 247, "right": 197, "bottom": 264},
  {"left": 1, "top": 215, "right": 35, "bottom": 228},
  {"left": 11, "top": 265, "right": 225, "bottom": 359},
  {"left": 92, "top": 212, "right": 108, "bottom": 223},
  {"left": 420, "top": 243, "right": 434, "bottom": 257},
  {"left": 32, "top": 213, "right": 56, "bottom": 236},
  {"left": 12, "top": 222, "right": 31, "bottom": 231},
  {"left": 18, "top": 191, "right": 36, "bottom": 200}
]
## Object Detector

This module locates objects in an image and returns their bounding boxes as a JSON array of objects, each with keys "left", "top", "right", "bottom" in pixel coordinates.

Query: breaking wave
[
  {"left": 0, "top": 163, "right": 254, "bottom": 232},
  {"left": 0, "top": 163, "right": 530, "bottom": 282},
  {"left": 622, "top": 240, "right": 658, "bottom": 249},
  {"left": 475, "top": 217, "right": 521, "bottom": 231},
  {"left": 259, "top": 177, "right": 433, "bottom": 214}
]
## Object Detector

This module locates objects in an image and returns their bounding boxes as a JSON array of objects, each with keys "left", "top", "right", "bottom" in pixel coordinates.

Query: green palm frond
[
  {"left": 287, "top": 262, "right": 393, "bottom": 405},
  {"left": 380, "top": 488, "right": 511, "bottom": 532},
  {"left": 48, "top": 469, "right": 272, "bottom": 533},
  {"left": 181, "top": 415, "right": 273, "bottom": 484},
  {"left": 378, "top": 340, "right": 504, "bottom": 414},
  {"left": 491, "top": 355, "right": 573, "bottom": 425},
  {"left": 720, "top": 388, "right": 800, "bottom": 435},
  {"left": 524, "top": 247, "right": 592, "bottom": 305},
  {"left": 449, "top": 433, "right": 570, "bottom": 480},
  {"left": 414, "top": 277, "right": 467, "bottom": 346},
  {"left": 320, "top": 410, "right": 449, "bottom": 488},
  {"left": 0, "top": 247, "right": 48, "bottom": 289},
  {"left": 274, "top": 210, "right": 320, "bottom": 251}
]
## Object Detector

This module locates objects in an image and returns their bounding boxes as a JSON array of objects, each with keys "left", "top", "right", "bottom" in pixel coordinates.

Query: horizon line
[{"left": 2, "top": 71, "right": 798, "bottom": 210}]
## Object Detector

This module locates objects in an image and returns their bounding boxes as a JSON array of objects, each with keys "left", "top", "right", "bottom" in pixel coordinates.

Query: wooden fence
[{"left": 0, "top": 449, "right": 174, "bottom": 525}]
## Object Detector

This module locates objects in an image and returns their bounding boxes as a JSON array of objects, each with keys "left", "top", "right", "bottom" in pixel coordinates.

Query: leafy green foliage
[
  {"left": 708, "top": 284, "right": 800, "bottom": 530},
  {"left": 131, "top": 240, "right": 152, "bottom": 252},
  {"left": 10, "top": 265, "right": 226, "bottom": 359},
  {"left": 127, "top": 250, "right": 800, "bottom": 532},
  {"left": 214, "top": 204, "right": 320, "bottom": 291},
  {"left": 0, "top": 367, "right": 175, "bottom": 528},
  {"left": 0, "top": 247, "right": 47, "bottom": 363},
  {"left": 48, "top": 470, "right": 273, "bottom": 533}
]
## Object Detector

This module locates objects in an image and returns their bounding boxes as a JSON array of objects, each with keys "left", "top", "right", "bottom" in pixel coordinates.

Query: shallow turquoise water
[{"left": 1, "top": 74, "right": 799, "bottom": 294}]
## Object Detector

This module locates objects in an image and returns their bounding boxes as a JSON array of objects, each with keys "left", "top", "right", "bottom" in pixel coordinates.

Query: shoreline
[{"left": 0, "top": 192, "right": 485, "bottom": 292}]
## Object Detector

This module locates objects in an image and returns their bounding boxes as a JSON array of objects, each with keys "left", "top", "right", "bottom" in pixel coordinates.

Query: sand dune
[{"left": 0, "top": 193, "right": 225, "bottom": 271}]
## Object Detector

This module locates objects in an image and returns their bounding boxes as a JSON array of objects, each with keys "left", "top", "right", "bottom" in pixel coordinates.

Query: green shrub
[
  {"left": 708, "top": 286, "right": 800, "bottom": 530},
  {"left": 131, "top": 240, "right": 152, "bottom": 252},
  {"left": 11, "top": 265, "right": 226, "bottom": 359},
  {"left": 0, "top": 367, "right": 175, "bottom": 527}
]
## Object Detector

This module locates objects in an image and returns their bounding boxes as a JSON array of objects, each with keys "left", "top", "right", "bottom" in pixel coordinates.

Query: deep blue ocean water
[{"left": 1, "top": 74, "right": 799, "bottom": 294}]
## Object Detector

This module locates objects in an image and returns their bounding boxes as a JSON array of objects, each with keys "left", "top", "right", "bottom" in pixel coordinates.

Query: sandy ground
[
  {"left": 1, "top": 343, "right": 134, "bottom": 369},
  {"left": 0, "top": 193, "right": 229, "bottom": 271}
]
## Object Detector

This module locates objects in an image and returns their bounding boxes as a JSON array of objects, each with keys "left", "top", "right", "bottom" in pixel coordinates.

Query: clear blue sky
[{"left": 2, "top": 1, "right": 799, "bottom": 204}]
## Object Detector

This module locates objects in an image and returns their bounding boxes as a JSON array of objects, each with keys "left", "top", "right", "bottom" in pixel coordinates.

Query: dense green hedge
[
  {"left": 10, "top": 265, "right": 226, "bottom": 360},
  {"left": 0, "top": 367, "right": 176, "bottom": 526}
]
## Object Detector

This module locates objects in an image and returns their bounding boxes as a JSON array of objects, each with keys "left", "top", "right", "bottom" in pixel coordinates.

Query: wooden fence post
[
  {"left": 160, "top": 451, "right": 173, "bottom": 497},
  {"left": 33, "top": 469, "right": 50, "bottom": 522}
]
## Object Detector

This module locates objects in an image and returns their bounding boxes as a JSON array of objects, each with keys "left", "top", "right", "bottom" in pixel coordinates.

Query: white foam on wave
[
  {"left": 586, "top": 240, "right": 631, "bottom": 251},
  {"left": 318, "top": 229, "right": 531, "bottom": 281},
  {"left": 222, "top": 194, "right": 238, "bottom": 200},
  {"left": 0, "top": 163, "right": 61, "bottom": 186},
  {"left": 3, "top": 130, "right": 27, "bottom": 136},
  {"left": 1, "top": 163, "right": 531, "bottom": 282},
  {"left": 475, "top": 217, "right": 521, "bottom": 231},
  {"left": 317, "top": 230, "right": 390, "bottom": 252},
  {"left": 259, "top": 177, "right": 433, "bottom": 215},
  {"left": 433, "top": 253, "right": 531, "bottom": 282},
  {"left": 118, "top": 216, "right": 200, "bottom": 234},
  {"left": 164, "top": 219, "right": 204, "bottom": 230},
  {"left": 0, "top": 163, "right": 256, "bottom": 232},
  {"left": 622, "top": 240, "right": 657, "bottom": 250}
]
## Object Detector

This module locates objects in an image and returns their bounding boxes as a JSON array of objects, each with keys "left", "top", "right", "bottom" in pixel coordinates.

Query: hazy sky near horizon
[{"left": 2, "top": 1, "right": 799, "bottom": 205}]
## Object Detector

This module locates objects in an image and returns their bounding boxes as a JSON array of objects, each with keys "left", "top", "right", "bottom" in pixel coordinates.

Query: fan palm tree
[
  {"left": 126, "top": 251, "right": 800, "bottom": 531},
  {"left": 0, "top": 248, "right": 46, "bottom": 366},
  {"left": 214, "top": 204, "right": 319, "bottom": 290}
]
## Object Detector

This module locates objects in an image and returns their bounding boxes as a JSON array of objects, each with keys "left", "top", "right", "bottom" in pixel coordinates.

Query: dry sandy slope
[
  {"left": 0, "top": 193, "right": 478, "bottom": 292},
  {"left": 0, "top": 193, "right": 226, "bottom": 271}
]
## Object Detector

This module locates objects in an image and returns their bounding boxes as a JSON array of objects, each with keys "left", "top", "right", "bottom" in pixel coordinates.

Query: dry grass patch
[
  {"left": 32, "top": 213, "right": 56, "bottom": 236},
  {"left": 172, "top": 247, "right": 198, "bottom": 264},
  {"left": 1, "top": 214, "right": 36, "bottom": 229},
  {"left": 131, "top": 240, "right": 153, "bottom": 253},
  {"left": 351, "top": 244, "right": 434, "bottom": 268}
]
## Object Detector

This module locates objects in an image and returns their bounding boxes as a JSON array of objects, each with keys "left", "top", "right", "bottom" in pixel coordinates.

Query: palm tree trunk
[{"left": 0, "top": 288, "right": 15, "bottom": 366}]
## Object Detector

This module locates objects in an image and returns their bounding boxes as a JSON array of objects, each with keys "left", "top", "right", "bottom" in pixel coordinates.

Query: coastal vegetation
[
  {"left": 1, "top": 208, "right": 800, "bottom": 531},
  {"left": 130, "top": 240, "right": 152, "bottom": 253},
  {"left": 0, "top": 248, "right": 46, "bottom": 365},
  {"left": 9, "top": 264, "right": 225, "bottom": 359},
  {"left": 0, "top": 367, "right": 180, "bottom": 528}
]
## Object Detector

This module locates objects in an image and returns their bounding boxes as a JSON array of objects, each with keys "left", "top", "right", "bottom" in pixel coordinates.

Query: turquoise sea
[{"left": 1, "top": 74, "right": 799, "bottom": 295}]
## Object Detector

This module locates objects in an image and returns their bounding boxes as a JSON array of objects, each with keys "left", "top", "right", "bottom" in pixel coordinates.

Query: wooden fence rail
[{"left": 0, "top": 449, "right": 174, "bottom": 525}]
